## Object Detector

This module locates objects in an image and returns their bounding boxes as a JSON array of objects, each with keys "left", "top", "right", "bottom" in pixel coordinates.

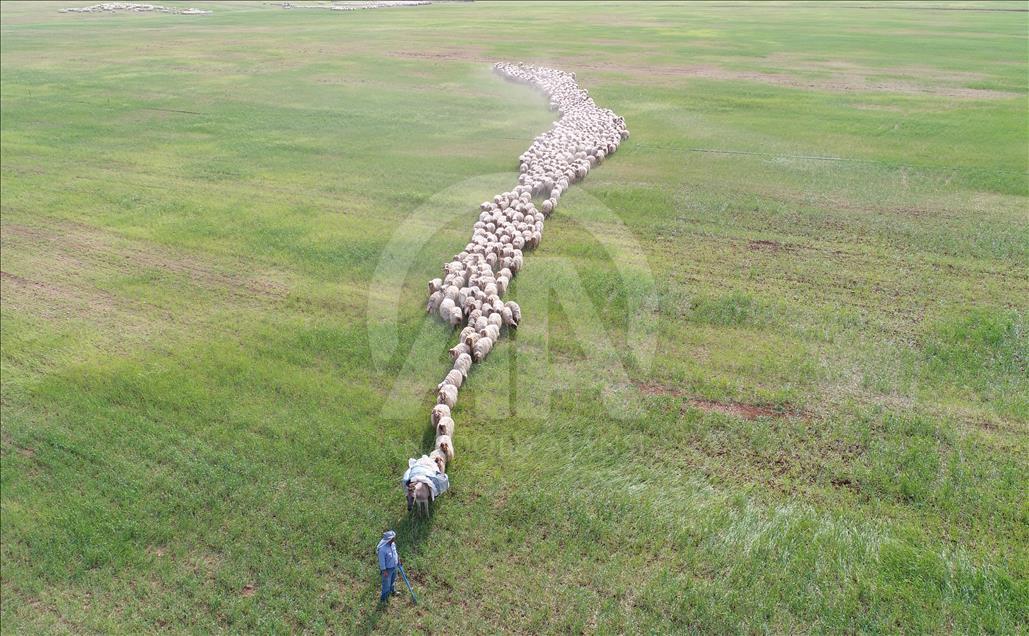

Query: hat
[{"left": 382, "top": 530, "right": 396, "bottom": 541}]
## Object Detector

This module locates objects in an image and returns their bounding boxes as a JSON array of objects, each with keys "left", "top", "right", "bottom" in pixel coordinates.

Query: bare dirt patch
[
  {"left": 747, "top": 239, "right": 788, "bottom": 252},
  {"left": 830, "top": 476, "right": 862, "bottom": 494},
  {"left": 17, "top": 446, "right": 36, "bottom": 458},
  {"left": 0, "top": 429, "right": 37, "bottom": 460}
]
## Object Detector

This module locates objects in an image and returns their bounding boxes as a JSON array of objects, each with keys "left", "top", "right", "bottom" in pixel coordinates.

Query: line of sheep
[
  {"left": 275, "top": 1, "right": 430, "bottom": 11},
  {"left": 404, "top": 62, "right": 629, "bottom": 514},
  {"left": 60, "top": 3, "right": 211, "bottom": 14}
]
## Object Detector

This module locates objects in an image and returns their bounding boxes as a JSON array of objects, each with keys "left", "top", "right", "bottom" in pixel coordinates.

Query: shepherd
[{"left": 376, "top": 530, "right": 401, "bottom": 603}]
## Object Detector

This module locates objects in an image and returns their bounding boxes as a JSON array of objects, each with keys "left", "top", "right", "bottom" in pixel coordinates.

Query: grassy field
[{"left": 1, "top": 0, "right": 1027, "bottom": 632}]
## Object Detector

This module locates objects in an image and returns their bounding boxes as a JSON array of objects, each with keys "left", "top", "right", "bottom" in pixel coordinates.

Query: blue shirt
[{"left": 377, "top": 540, "right": 398, "bottom": 570}]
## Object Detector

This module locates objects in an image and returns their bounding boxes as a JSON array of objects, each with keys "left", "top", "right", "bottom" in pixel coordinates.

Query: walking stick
[{"left": 397, "top": 564, "right": 417, "bottom": 605}]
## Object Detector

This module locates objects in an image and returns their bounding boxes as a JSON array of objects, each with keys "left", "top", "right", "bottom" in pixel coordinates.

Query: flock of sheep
[
  {"left": 276, "top": 1, "right": 431, "bottom": 10},
  {"left": 60, "top": 3, "right": 211, "bottom": 14},
  {"left": 61, "top": 1, "right": 429, "bottom": 14},
  {"left": 404, "top": 62, "right": 629, "bottom": 514}
]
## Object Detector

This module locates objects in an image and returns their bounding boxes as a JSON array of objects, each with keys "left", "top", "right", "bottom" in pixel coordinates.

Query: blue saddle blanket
[{"left": 402, "top": 456, "right": 449, "bottom": 498}]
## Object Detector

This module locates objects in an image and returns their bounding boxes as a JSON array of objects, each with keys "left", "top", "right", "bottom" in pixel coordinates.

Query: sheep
[
  {"left": 434, "top": 434, "right": 455, "bottom": 461},
  {"left": 412, "top": 63, "right": 627, "bottom": 504},
  {"left": 438, "top": 297, "right": 456, "bottom": 321},
  {"left": 449, "top": 342, "right": 470, "bottom": 361},
  {"left": 435, "top": 416, "right": 454, "bottom": 437},
  {"left": 431, "top": 403, "right": 450, "bottom": 427},
  {"left": 429, "top": 449, "right": 448, "bottom": 473},
  {"left": 426, "top": 291, "right": 443, "bottom": 314},
  {"left": 504, "top": 301, "right": 521, "bottom": 327},
  {"left": 438, "top": 369, "right": 464, "bottom": 390},
  {"left": 481, "top": 323, "right": 500, "bottom": 342},
  {"left": 473, "top": 336, "right": 493, "bottom": 362},
  {"left": 454, "top": 352, "right": 472, "bottom": 378},
  {"left": 448, "top": 306, "right": 463, "bottom": 327},
  {"left": 437, "top": 383, "right": 458, "bottom": 409}
]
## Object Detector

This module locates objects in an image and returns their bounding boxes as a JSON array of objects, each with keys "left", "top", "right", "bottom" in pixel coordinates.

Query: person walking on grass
[{"left": 376, "top": 530, "right": 401, "bottom": 603}]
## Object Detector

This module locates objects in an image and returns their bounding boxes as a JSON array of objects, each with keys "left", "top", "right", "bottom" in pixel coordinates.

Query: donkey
[{"left": 407, "top": 481, "right": 432, "bottom": 516}]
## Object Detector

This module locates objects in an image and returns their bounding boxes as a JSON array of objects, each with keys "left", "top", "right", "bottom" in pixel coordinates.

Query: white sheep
[
  {"left": 438, "top": 369, "right": 463, "bottom": 390},
  {"left": 438, "top": 297, "right": 456, "bottom": 321},
  {"left": 448, "top": 305, "right": 463, "bottom": 327},
  {"left": 434, "top": 434, "right": 455, "bottom": 461},
  {"left": 435, "top": 416, "right": 454, "bottom": 437},
  {"left": 414, "top": 63, "right": 627, "bottom": 505},
  {"left": 431, "top": 403, "right": 450, "bottom": 427},
  {"left": 426, "top": 291, "right": 443, "bottom": 314},
  {"left": 454, "top": 352, "right": 472, "bottom": 378},
  {"left": 437, "top": 383, "right": 458, "bottom": 409},
  {"left": 429, "top": 449, "right": 448, "bottom": 473},
  {"left": 481, "top": 323, "right": 500, "bottom": 342},
  {"left": 473, "top": 336, "right": 493, "bottom": 362},
  {"left": 504, "top": 301, "right": 521, "bottom": 327}
]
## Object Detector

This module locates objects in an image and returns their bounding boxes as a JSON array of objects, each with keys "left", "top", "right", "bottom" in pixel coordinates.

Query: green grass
[{"left": 2, "top": 0, "right": 1027, "bottom": 632}]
